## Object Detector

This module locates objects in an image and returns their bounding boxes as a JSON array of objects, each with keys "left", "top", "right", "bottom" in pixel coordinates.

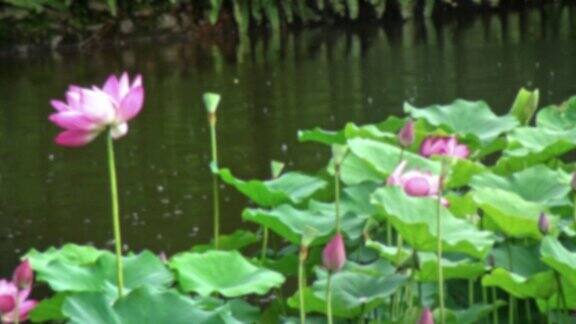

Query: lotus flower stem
[
  {"left": 298, "top": 245, "right": 307, "bottom": 324},
  {"left": 492, "top": 287, "right": 499, "bottom": 324},
  {"left": 209, "top": 114, "right": 220, "bottom": 249},
  {"left": 436, "top": 160, "right": 446, "bottom": 324},
  {"left": 106, "top": 132, "right": 125, "bottom": 297},
  {"left": 14, "top": 297, "right": 19, "bottom": 324},
  {"left": 261, "top": 227, "right": 269, "bottom": 261},
  {"left": 334, "top": 163, "right": 341, "bottom": 233},
  {"left": 525, "top": 299, "right": 532, "bottom": 324},
  {"left": 555, "top": 271, "right": 567, "bottom": 322},
  {"left": 508, "top": 296, "right": 515, "bottom": 324},
  {"left": 326, "top": 273, "right": 334, "bottom": 324},
  {"left": 482, "top": 286, "right": 488, "bottom": 307},
  {"left": 468, "top": 279, "right": 474, "bottom": 306}
]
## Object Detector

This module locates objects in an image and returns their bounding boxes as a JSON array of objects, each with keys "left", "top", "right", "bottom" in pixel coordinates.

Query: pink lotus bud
[
  {"left": 398, "top": 120, "right": 415, "bottom": 148},
  {"left": 159, "top": 252, "right": 168, "bottom": 263},
  {"left": 419, "top": 307, "right": 434, "bottom": 324},
  {"left": 0, "top": 295, "right": 15, "bottom": 313},
  {"left": 13, "top": 260, "right": 33, "bottom": 290},
  {"left": 538, "top": 213, "right": 550, "bottom": 235},
  {"left": 571, "top": 173, "right": 576, "bottom": 191},
  {"left": 322, "top": 233, "right": 346, "bottom": 272}
]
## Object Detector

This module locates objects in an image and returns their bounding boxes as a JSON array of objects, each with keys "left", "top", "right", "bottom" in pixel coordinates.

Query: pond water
[{"left": 1, "top": 5, "right": 575, "bottom": 276}]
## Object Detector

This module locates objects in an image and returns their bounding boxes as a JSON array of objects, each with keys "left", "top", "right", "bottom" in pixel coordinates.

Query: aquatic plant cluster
[
  {"left": 0, "top": 0, "right": 548, "bottom": 46},
  {"left": 5, "top": 73, "right": 576, "bottom": 323}
]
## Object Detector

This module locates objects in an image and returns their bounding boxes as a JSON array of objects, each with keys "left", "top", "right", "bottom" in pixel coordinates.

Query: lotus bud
[
  {"left": 322, "top": 233, "right": 346, "bottom": 272},
  {"left": 13, "top": 260, "right": 33, "bottom": 290},
  {"left": 0, "top": 295, "right": 15, "bottom": 313},
  {"left": 418, "top": 307, "right": 434, "bottom": 324},
  {"left": 398, "top": 120, "right": 415, "bottom": 148},
  {"left": 203, "top": 93, "right": 221, "bottom": 114},
  {"left": 571, "top": 172, "right": 576, "bottom": 191},
  {"left": 538, "top": 213, "right": 550, "bottom": 235}
]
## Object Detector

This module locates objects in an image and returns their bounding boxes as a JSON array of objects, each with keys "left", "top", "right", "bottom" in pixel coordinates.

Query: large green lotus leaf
[
  {"left": 472, "top": 187, "right": 545, "bottom": 239},
  {"left": 404, "top": 100, "right": 518, "bottom": 144},
  {"left": 371, "top": 187, "right": 494, "bottom": 258},
  {"left": 297, "top": 127, "right": 346, "bottom": 145},
  {"left": 30, "top": 250, "right": 172, "bottom": 300},
  {"left": 312, "top": 268, "right": 408, "bottom": 314},
  {"left": 471, "top": 165, "right": 572, "bottom": 207},
  {"left": 495, "top": 127, "right": 576, "bottom": 174},
  {"left": 62, "top": 287, "right": 237, "bottom": 324},
  {"left": 347, "top": 138, "right": 440, "bottom": 176},
  {"left": 536, "top": 277, "right": 576, "bottom": 311},
  {"left": 416, "top": 252, "right": 486, "bottom": 282},
  {"left": 169, "top": 250, "right": 285, "bottom": 297},
  {"left": 339, "top": 152, "right": 384, "bottom": 185},
  {"left": 365, "top": 240, "right": 412, "bottom": 267},
  {"left": 482, "top": 268, "right": 556, "bottom": 299},
  {"left": 445, "top": 192, "right": 477, "bottom": 219},
  {"left": 242, "top": 200, "right": 367, "bottom": 245},
  {"left": 26, "top": 244, "right": 104, "bottom": 268},
  {"left": 192, "top": 230, "right": 259, "bottom": 252},
  {"left": 343, "top": 122, "right": 395, "bottom": 142},
  {"left": 540, "top": 237, "right": 576, "bottom": 287},
  {"left": 536, "top": 96, "right": 576, "bottom": 130},
  {"left": 29, "top": 293, "right": 67, "bottom": 322},
  {"left": 445, "top": 158, "right": 487, "bottom": 188},
  {"left": 365, "top": 240, "right": 484, "bottom": 280},
  {"left": 483, "top": 243, "right": 555, "bottom": 299},
  {"left": 442, "top": 302, "right": 506, "bottom": 324},
  {"left": 288, "top": 288, "right": 358, "bottom": 318},
  {"left": 218, "top": 168, "right": 326, "bottom": 206},
  {"left": 190, "top": 297, "right": 260, "bottom": 323}
]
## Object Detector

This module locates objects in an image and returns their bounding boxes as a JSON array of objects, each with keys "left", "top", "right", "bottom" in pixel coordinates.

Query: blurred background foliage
[{"left": 0, "top": 0, "right": 568, "bottom": 47}]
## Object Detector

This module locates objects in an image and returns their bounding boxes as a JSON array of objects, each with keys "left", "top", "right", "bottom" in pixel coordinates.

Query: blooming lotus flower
[
  {"left": 322, "top": 233, "right": 346, "bottom": 272},
  {"left": 0, "top": 280, "right": 37, "bottom": 323},
  {"left": 418, "top": 308, "right": 434, "bottom": 324},
  {"left": 398, "top": 120, "right": 415, "bottom": 148},
  {"left": 388, "top": 161, "right": 448, "bottom": 206},
  {"left": 49, "top": 72, "right": 144, "bottom": 147},
  {"left": 12, "top": 260, "right": 33, "bottom": 290},
  {"left": 420, "top": 136, "right": 469, "bottom": 159}
]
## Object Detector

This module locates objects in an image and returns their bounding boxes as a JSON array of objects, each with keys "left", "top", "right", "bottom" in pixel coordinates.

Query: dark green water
[{"left": 1, "top": 5, "right": 576, "bottom": 276}]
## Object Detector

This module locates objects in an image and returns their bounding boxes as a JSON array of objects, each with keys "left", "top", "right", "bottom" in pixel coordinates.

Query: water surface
[{"left": 1, "top": 5, "right": 575, "bottom": 275}]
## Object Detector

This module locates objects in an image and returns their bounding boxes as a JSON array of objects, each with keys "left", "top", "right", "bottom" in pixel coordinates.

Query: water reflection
[{"left": 1, "top": 4, "right": 575, "bottom": 275}]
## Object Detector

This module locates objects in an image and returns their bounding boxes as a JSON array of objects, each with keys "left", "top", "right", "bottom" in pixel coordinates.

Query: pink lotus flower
[
  {"left": 0, "top": 280, "right": 37, "bottom": 323},
  {"left": 49, "top": 72, "right": 144, "bottom": 147},
  {"left": 322, "top": 233, "right": 346, "bottom": 272},
  {"left": 388, "top": 161, "right": 448, "bottom": 206},
  {"left": 420, "top": 136, "right": 469, "bottom": 159}
]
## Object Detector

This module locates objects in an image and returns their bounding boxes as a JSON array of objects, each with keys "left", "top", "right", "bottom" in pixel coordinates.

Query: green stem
[
  {"left": 508, "top": 295, "right": 515, "bottom": 324},
  {"left": 212, "top": 174, "right": 220, "bottom": 249},
  {"left": 326, "top": 273, "right": 334, "bottom": 324},
  {"left": 437, "top": 161, "right": 446, "bottom": 324},
  {"left": 209, "top": 118, "right": 220, "bottom": 249},
  {"left": 492, "top": 287, "right": 499, "bottom": 324},
  {"left": 468, "top": 279, "right": 474, "bottom": 306},
  {"left": 261, "top": 226, "right": 269, "bottom": 261},
  {"left": 334, "top": 164, "right": 341, "bottom": 233},
  {"left": 14, "top": 293, "right": 20, "bottom": 324},
  {"left": 555, "top": 271, "right": 566, "bottom": 324},
  {"left": 298, "top": 248, "right": 306, "bottom": 324},
  {"left": 386, "top": 221, "right": 392, "bottom": 245},
  {"left": 482, "top": 286, "right": 488, "bottom": 306},
  {"left": 525, "top": 299, "right": 532, "bottom": 324},
  {"left": 107, "top": 133, "right": 124, "bottom": 297},
  {"left": 506, "top": 243, "right": 514, "bottom": 324}
]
